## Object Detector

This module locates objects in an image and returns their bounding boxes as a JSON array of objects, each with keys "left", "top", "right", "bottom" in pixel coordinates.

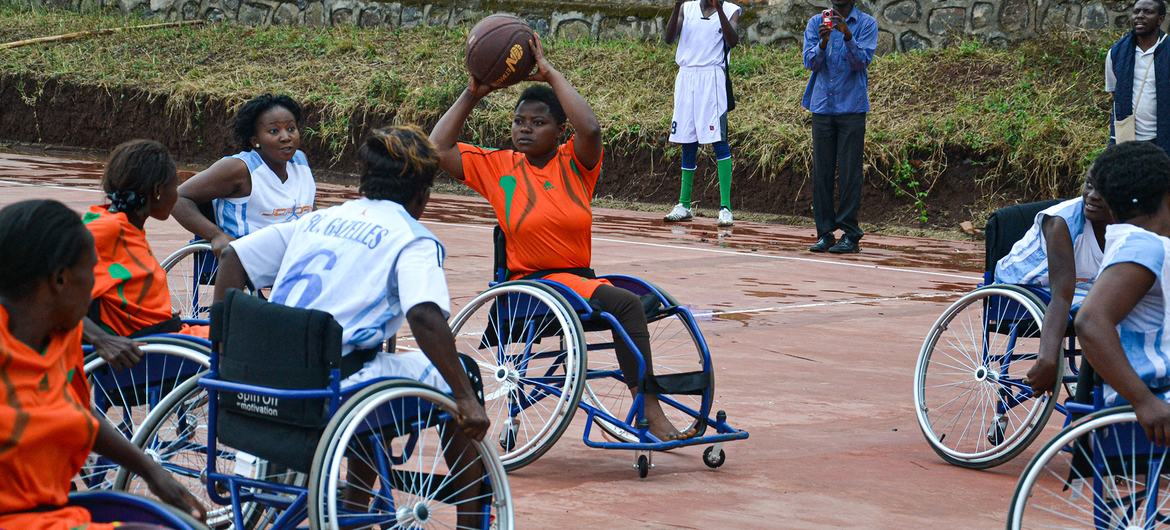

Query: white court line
[
  {"left": 690, "top": 292, "right": 954, "bottom": 319},
  {"left": 0, "top": 179, "right": 102, "bottom": 193},
  {"left": 1, "top": 179, "right": 980, "bottom": 281}
]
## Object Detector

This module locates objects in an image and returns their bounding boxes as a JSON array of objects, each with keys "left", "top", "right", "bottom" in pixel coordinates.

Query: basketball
[{"left": 465, "top": 14, "right": 536, "bottom": 88}]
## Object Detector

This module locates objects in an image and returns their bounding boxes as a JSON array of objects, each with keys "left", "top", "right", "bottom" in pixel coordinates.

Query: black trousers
[
  {"left": 589, "top": 284, "right": 652, "bottom": 389},
  {"left": 811, "top": 112, "right": 867, "bottom": 240}
]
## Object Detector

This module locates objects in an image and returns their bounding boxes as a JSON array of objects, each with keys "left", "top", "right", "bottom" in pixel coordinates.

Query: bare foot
[{"left": 642, "top": 394, "right": 685, "bottom": 441}]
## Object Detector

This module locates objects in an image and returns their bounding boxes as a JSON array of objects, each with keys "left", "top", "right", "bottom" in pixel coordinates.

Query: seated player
[
  {"left": 0, "top": 199, "right": 206, "bottom": 529},
  {"left": 214, "top": 126, "right": 489, "bottom": 524},
  {"left": 172, "top": 93, "right": 316, "bottom": 256},
  {"left": 1075, "top": 142, "right": 1170, "bottom": 445},
  {"left": 430, "top": 35, "right": 688, "bottom": 441},
  {"left": 83, "top": 140, "right": 207, "bottom": 372},
  {"left": 994, "top": 171, "right": 1115, "bottom": 394}
]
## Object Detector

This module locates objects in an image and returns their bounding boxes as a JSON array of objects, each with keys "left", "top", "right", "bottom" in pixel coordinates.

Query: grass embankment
[{"left": 0, "top": 3, "right": 1115, "bottom": 229}]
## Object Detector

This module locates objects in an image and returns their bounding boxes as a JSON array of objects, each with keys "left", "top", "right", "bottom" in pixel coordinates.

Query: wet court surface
[{"left": 0, "top": 149, "right": 1033, "bottom": 528}]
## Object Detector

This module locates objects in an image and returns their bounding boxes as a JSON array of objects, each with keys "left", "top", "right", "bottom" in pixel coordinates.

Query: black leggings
[{"left": 589, "top": 285, "right": 652, "bottom": 389}]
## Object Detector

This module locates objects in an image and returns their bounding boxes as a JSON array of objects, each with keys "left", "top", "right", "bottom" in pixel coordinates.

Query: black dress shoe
[
  {"left": 828, "top": 236, "right": 861, "bottom": 254},
  {"left": 809, "top": 235, "right": 836, "bottom": 252}
]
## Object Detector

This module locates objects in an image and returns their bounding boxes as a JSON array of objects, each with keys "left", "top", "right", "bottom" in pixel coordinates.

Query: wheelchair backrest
[
  {"left": 984, "top": 199, "right": 1062, "bottom": 279},
  {"left": 493, "top": 225, "right": 509, "bottom": 283}
]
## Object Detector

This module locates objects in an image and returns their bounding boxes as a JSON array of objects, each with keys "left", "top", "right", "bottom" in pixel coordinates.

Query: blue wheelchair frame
[
  {"left": 150, "top": 348, "right": 498, "bottom": 529},
  {"left": 69, "top": 491, "right": 203, "bottom": 529}
]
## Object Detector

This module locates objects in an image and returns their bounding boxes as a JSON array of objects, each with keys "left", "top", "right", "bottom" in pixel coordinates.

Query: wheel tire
[
  {"left": 636, "top": 455, "right": 650, "bottom": 479},
  {"left": 914, "top": 285, "right": 1061, "bottom": 469},
  {"left": 702, "top": 446, "right": 725, "bottom": 469}
]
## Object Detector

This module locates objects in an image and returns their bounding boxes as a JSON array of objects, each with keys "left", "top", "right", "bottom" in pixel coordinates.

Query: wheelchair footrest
[{"left": 644, "top": 371, "right": 710, "bottom": 396}]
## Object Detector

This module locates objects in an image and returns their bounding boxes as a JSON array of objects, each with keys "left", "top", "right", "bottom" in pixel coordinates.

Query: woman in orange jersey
[
  {"left": 431, "top": 36, "right": 688, "bottom": 441},
  {"left": 0, "top": 199, "right": 205, "bottom": 529},
  {"left": 82, "top": 140, "right": 206, "bottom": 371}
]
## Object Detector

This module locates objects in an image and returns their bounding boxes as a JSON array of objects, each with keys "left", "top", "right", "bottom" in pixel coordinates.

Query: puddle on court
[{"left": 0, "top": 147, "right": 981, "bottom": 276}]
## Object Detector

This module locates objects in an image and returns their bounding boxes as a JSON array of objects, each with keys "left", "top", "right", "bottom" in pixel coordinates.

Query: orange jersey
[
  {"left": 0, "top": 307, "right": 112, "bottom": 530},
  {"left": 459, "top": 138, "right": 609, "bottom": 298},
  {"left": 83, "top": 205, "right": 173, "bottom": 337}
]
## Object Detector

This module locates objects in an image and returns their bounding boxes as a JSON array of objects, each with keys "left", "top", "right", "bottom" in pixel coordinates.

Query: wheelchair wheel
[
  {"left": 914, "top": 285, "right": 1061, "bottom": 469},
  {"left": 582, "top": 303, "right": 713, "bottom": 443},
  {"left": 1007, "top": 407, "right": 1170, "bottom": 529},
  {"left": 307, "top": 379, "right": 514, "bottom": 530},
  {"left": 114, "top": 374, "right": 300, "bottom": 529},
  {"left": 160, "top": 242, "right": 219, "bottom": 320},
  {"left": 78, "top": 341, "right": 210, "bottom": 491},
  {"left": 448, "top": 281, "right": 587, "bottom": 471}
]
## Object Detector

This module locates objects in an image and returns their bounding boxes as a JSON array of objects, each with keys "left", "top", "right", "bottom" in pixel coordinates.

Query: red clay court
[{"left": 0, "top": 148, "right": 1038, "bottom": 528}]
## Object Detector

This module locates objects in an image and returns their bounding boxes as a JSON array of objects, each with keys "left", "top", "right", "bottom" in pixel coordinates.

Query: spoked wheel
[
  {"left": 1008, "top": 407, "right": 1170, "bottom": 529},
  {"left": 114, "top": 375, "right": 301, "bottom": 529},
  {"left": 914, "top": 285, "right": 1062, "bottom": 469},
  {"left": 160, "top": 242, "right": 219, "bottom": 320},
  {"left": 307, "top": 380, "right": 514, "bottom": 530},
  {"left": 448, "top": 281, "right": 587, "bottom": 471},
  {"left": 78, "top": 342, "right": 210, "bottom": 491},
  {"left": 581, "top": 300, "right": 713, "bottom": 443}
]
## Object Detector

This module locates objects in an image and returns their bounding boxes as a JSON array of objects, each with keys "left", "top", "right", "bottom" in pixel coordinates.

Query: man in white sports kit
[{"left": 663, "top": 0, "right": 741, "bottom": 227}]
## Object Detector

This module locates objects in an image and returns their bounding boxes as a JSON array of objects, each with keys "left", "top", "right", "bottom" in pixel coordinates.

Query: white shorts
[
  {"left": 341, "top": 350, "right": 452, "bottom": 393},
  {"left": 670, "top": 66, "right": 730, "bottom": 145}
]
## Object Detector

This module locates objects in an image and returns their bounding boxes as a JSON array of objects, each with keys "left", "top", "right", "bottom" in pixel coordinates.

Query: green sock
[
  {"left": 717, "top": 156, "right": 733, "bottom": 209},
  {"left": 679, "top": 168, "right": 695, "bottom": 208}
]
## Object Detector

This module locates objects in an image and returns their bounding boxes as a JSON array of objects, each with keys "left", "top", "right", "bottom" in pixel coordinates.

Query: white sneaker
[
  {"left": 663, "top": 203, "right": 693, "bottom": 222},
  {"left": 717, "top": 207, "right": 734, "bottom": 227}
]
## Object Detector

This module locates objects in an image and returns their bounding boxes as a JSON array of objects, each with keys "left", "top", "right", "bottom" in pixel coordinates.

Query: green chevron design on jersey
[
  {"left": 109, "top": 262, "right": 132, "bottom": 309},
  {"left": 499, "top": 175, "right": 517, "bottom": 227}
]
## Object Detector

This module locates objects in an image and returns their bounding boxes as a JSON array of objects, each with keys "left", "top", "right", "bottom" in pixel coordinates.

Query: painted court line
[
  {"left": 690, "top": 292, "right": 955, "bottom": 319},
  {"left": 4, "top": 180, "right": 979, "bottom": 282}
]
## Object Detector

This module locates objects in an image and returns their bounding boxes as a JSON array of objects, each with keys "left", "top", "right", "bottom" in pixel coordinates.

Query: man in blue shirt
[{"left": 802, "top": 0, "right": 878, "bottom": 253}]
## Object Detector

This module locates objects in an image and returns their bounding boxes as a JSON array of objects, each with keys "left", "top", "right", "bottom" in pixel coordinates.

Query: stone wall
[{"left": 45, "top": 0, "right": 1137, "bottom": 52}]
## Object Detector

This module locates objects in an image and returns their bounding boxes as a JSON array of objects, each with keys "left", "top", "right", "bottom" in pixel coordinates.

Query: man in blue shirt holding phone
[{"left": 802, "top": 0, "right": 878, "bottom": 254}]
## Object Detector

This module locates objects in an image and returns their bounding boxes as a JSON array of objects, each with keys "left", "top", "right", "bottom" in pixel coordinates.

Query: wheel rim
[
  {"left": 1011, "top": 410, "right": 1170, "bottom": 529},
  {"left": 80, "top": 344, "right": 209, "bottom": 490},
  {"left": 448, "top": 283, "right": 585, "bottom": 468},
  {"left": 161, "top": 242, "right": 219, "bottom": 320},
  {"left": 316, "top": 386, "right": 512, "bottom": 530},
  {"left": 914, "top": 287, "right": 1054, "bottom": 464}
]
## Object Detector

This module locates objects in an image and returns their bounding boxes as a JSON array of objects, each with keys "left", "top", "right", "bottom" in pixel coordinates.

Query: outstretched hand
[
  {"left": 525, "top": 33, "right": 554, "bottom": 83},
  {"left": 146, "top": 466, "right": 208, "bottom": 522}
]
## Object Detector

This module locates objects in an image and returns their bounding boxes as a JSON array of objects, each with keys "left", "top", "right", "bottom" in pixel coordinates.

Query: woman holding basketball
[
  {"left": 431, "top": 35, "right": 688, "bottom": 441},
  {"left": 172, "top": 94, "right": 316, "bottom": 256}
]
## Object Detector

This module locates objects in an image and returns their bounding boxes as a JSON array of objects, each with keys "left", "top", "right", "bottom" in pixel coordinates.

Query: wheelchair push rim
[
  {"left": 160, "top": 242, "right": 219, "bottom": 321},
  {"left": 448, "top": 281, "right": 587, "bottom": 471},
  {"left": 914, "top": 285, "right": 1061, "bottom": 469},
  {"left": 1008, "top": 407, "right": 1170, "bottom": 529},
  {"left": 307, "top": 380, "right": 514, "bottom": 530}
]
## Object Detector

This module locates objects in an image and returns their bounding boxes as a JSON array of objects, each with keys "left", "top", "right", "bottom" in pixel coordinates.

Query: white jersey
[
  {"left": 994, "top": 197, "right": 1104, "bottom": 301},
  {"left": 675, "top": 1, "right": 740, "bottom": 68},
  {"left": 230, "top": 198, "right": 452, "bottom": 390},
  {"left": 214, "top": 149, "right": 317, "bottom": 238}
]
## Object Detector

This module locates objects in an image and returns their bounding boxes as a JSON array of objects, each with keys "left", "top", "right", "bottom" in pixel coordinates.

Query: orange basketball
[{"left": 465, "top": 14, "right": 536, "bottom": 88}]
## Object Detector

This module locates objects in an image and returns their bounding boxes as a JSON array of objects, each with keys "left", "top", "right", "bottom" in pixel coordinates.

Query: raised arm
[
  {"left": 430, "top": 81, "right": 493, "bottom": 182},
  {"left": 1076, "top": 264, "right": 1169, "bottom": 443},
  {"left": 1023, "top": 217, "right": 1074, "bottom": 394},
  {"left": 840, "top": 15, "right": 877, "bottom": 71},
  {"left": 527, "top": 34, "right": 602, "bottom": 170},
  {"left": 803, "top": 16, "right": 830, "bottom": 71},
  {"left": 665, "top": 0, "right": 685, "bottom": 44},
  {"left": 173, "top": 157, "right": 250, "bottom": 255},
  {"left": 715, "top": 1, "right": 740, "bottom": 49}
]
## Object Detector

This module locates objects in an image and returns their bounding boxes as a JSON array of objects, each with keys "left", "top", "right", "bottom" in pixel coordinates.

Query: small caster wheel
[
  {"left": 499, "top": 422, "right": 517, "bottom": 452},
  {"left": 987, "top": 415, "right": 1007, "bottom": 446},
  {"left": 636, "top": 454, "right": 650, "bottom": 478},
  {"left": 703, "top": 445, "right": 725, "bottom": 469}
]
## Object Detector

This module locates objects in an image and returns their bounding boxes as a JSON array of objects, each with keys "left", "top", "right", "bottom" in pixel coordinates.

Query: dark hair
[
  {"left": 102, "top": 139, "right": 176, "bottom": 214},
  {"left": 515, "top": 85, "right": 566, "bottom": 125},
  {"left": 357, "top": 125, "right": 439, "bottom": 204},
  {"left": 0, "top": 200, "right": 93, "bottom": 298},
  {"left": 233, "top": 94, "right": 303, "bottom": 152},
  {"left": 1090, "top": 141, "right": 1170, "bottom": 222}
]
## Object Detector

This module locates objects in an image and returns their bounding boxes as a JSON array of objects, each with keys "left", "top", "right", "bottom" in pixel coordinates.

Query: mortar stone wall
[{"left": 38, "top": 0, "right": 1138, "bottom": 52}]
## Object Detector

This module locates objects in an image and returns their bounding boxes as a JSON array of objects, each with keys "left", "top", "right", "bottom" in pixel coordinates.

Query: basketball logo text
[{"left": 493, "top": 44, "right": 525, "bottom": 85}]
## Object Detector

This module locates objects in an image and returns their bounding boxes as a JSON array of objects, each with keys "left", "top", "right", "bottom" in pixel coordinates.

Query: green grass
[{"left": 0, "top": 3, "right": 1116, "bottom": 223}]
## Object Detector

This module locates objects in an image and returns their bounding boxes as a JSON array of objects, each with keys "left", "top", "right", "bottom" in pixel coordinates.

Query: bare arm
[
  {"left": 664, "top": 0, "right": 685, "bottom": 44},
  {"left": 173, "top": 158, "right": 250, "bottom": 255},
  {"left": 1076, "top": 264, "right": 1170, "bottom": 444},
  {"left": 406, "top": 302, "right": 490, "bottom": 441},
  {"left": 92, "top": 414, "right": 207, "bottom": 520},
  {"left": 715, "top": 2, "right": 740, "bottom": 49},
  {"left": 527, "top": 35, "right": 602, "bottom": 170},
  {"left": 212, "top": 246, "right": 250, "bottom": 303},
  {"left": 82, "top": 316, "right": 143, "bottom": 371},
  {"left": 429, "top": 89, "right": 484, "bottom": 183},
  {"left": 1024, "top": 217, "right": 1074, "bottom": 393}
]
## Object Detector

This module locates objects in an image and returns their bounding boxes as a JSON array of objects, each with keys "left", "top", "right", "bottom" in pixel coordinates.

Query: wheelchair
[
  {"left": 446, "top": 227, "right": 748, "bottom": 477},
  {"left": 1005, "top": 370, "right": 1170, "bottom": 529},
  {"left": 913, "top": 199, "right": 1098, "bottom": 469},
  {"left": 161, "top": 240, "right": 220, "bottom": 320},
  {"left": 113, "top": 289, "right": 514, "bottom": 530},
  {"left": 68, "top": 491, "right": 206, "bottom": 529},
  {"left": 78, "top": 332, "right": 212, "bottom": 491}
]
